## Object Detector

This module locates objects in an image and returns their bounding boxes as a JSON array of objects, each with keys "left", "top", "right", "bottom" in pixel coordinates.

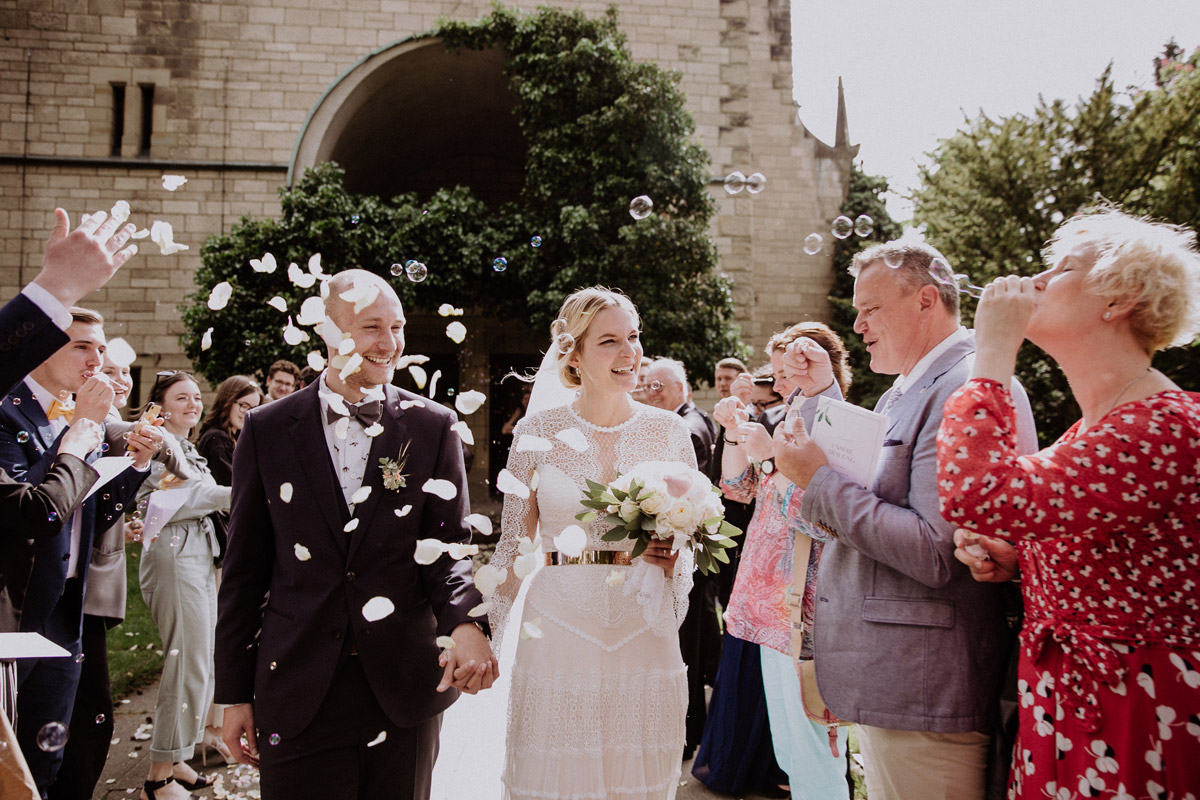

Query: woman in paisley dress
[
  {"left": 489, "top": 287, "right": 698, "bottom": 800},
  {"left": 935, "top": 208, "right": 1200, "bottom": 799}
]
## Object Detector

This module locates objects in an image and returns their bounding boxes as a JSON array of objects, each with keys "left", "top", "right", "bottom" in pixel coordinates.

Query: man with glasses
[{"left": 262, "top": 360, "right": 300, "bottom": 404}]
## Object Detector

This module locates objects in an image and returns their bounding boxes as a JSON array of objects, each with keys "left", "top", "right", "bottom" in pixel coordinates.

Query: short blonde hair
[
  {"left": 1044, "top": 207, "right": 1200, "bottom": 352},
  {"left": 554, "top": 287, "right": 639, "bottom": 389}
]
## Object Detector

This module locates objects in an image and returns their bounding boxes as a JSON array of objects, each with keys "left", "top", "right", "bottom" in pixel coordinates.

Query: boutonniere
[{"left": 379, "top": 442, "right": 411, "bottom": 492}]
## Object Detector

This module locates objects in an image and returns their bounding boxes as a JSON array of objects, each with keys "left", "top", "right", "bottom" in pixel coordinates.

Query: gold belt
[{"left": 545, "top": 550, "right": 633, "bottom": 567}]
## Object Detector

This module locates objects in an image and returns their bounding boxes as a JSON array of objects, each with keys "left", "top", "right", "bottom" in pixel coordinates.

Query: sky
[{"left": 790, "top": 0, "right": 1199, "bottom": 221}]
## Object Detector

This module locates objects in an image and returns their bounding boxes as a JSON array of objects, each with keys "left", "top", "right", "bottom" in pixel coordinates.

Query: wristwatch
[{"left": 760, "top": 457, "right": 775, "bottom": 475}]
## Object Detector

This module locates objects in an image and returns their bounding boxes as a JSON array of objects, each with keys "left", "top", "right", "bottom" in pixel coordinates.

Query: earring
[{"left": 1103, "top": 311, "right": 1112, "bottom": 320}]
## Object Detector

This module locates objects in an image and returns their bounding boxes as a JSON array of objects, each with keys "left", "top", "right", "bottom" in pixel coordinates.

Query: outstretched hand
[{"left": 32, "top": 208, "right": 138, "bottom": 309}]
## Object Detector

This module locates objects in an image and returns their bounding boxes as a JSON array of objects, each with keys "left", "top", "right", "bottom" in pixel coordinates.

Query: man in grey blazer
[{"left": 773, "top": 242, "right": 1037, "bottom": 799}]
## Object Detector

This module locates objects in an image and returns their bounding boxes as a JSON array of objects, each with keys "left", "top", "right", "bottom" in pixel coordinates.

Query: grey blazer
[
  {"left": 81, "top": 416, "right": 191, "bottom": 623},
  {"left": 801, "top": 335, "right": 1037, "bottom": 733}
]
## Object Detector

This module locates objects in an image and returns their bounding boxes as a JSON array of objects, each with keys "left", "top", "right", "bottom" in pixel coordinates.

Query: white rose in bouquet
[
  {"left": 666, "top": 500, "right": 699, "bottom": 535},
  {"left": 637, "top": 480, "right": 670, "bottom": 516}
]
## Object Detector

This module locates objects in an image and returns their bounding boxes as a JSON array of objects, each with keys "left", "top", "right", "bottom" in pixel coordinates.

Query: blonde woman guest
[
  {"left": 136, "top": 372, "right": 231, "bottom": 800},
  {"left": 937, "top": 208, "right": 1200, "bottom": 797}
]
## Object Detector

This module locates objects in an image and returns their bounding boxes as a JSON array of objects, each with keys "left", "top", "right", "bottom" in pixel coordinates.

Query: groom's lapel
[
  {"left": 287, "top": 386, "right": 351, "bottom": 554},
  {"left": 345, "top": 385, "right": 408, "bottom": 563}
]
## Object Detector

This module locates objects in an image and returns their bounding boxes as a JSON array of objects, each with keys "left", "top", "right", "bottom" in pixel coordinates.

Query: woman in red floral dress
[{"left": 936, "top": 207, "right": 1200, "bottom": 799}]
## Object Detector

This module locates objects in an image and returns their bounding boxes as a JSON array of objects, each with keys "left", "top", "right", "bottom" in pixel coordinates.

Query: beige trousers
[{"left": 857, "top": 725, "right": 989, "bottom": 800}]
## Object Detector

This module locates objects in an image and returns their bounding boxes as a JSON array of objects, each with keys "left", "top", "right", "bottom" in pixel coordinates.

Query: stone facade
[{"left": 0, "top": 0, "right": 854, "bottom": 495}]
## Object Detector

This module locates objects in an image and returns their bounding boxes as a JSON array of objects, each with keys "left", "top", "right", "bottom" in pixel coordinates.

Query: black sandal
[
  {"left": 142, "top": 776, "right": 199, "bottom": 799},
  {"left": 174, "top": 771, "right": 212, "bottom": 791}
]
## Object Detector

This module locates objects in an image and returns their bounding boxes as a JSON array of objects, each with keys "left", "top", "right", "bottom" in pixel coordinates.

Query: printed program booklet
[{"left": 809, "top": 396, "right": 888, "bottom": 488}]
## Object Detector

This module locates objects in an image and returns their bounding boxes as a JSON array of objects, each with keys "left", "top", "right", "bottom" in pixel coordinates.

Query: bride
[{"left": 488, "top": 287, "right": 698, "bottom": 800}]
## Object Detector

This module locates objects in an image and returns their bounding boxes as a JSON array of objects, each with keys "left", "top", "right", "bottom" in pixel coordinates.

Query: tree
[
  {"left": 912, "top": 42, "right": 1200, "bottom": 442},
  {"left": 180, "top": 5, "right": 743, "bottom": 386}
]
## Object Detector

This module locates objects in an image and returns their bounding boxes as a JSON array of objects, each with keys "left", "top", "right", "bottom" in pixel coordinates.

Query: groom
[{"left": 215, "top": 270, "right": 495, "bottom": 800}]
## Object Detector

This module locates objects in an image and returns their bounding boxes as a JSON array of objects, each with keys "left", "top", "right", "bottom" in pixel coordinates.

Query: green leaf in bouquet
[
  {"left": 713, "top": 535, "right": 738, "bottom": 549},
  {"left": 584, "top": 478, "right": 609, "bottom": 496},
  {"left": 630, "top": 537, "right": 649, "bottom": 560},
  {"left": 713, "top": 547, "right": 730, "bottom": 564},
  {"left": 603, "top": 513, "right": 628, "bottom": 529},
  {"left": 580, "top": 498, "right": 613, "bottom": 510},
  {"left": 718, "top": 521, "right": 743, "bottom": 538},
  {"left": 640, "top": 517, "right": 657, "bottom": 531},
  {"left": 575, "top": 510, "right": 598, "bottom": 523},
  {"left": 600, "top": 527, "right": 628, "bottom": 542}
]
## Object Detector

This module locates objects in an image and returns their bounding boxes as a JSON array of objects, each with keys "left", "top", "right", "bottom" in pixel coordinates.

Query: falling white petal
[
  {"left": 517, "top": 535, "right": 541, "bottom": 556},
  {"left": 450, "top": 420, "right": 474, "bottom": 446},
  {"left": 446, "top": 543, "right": 479, "bottom": 560},
  {"left": 293, "top": 544, "right": 311, "bottom": 561},
  {"left": 334, "top": 416, "right": 350, "bottom": 441},
  {"left": 306, "top": 350, "right": 325, "bottom": 371},
  {"left": 150, "top": 220, "right": 189, "bottom": 255},
  {"left": 366, "top": 731, "right": 387, "bottom": 748},
  {"left": 408, "top": 366, "right": 428, "bottom": 390},
  {"left": 308, "top": 253, "right": 324, "bottom": 275},
  {"left": 428, "top": 369, "right": 441, "bottom": 399},
  {"left": 496, "top": 469, "right": 530, "bottom": 499},
  {"left": 553, "top": 525, "right": 588, "bottom": 559},
  {"left": 455, "top": 390, "right": 486, "bottom": 415},
  {"left": 161, "top": 174, "right": 187, "bottom": 191},
  {"left": 338, "top": 337, "right": 357, "bottom": 356},
  {"left": 361, "top": 596, "right": 395, "bottom": 622},
  {"left": 555, "top": 428, "right": 589, "bottom": 452},
  {"left": 267, "top": 296, "right": 287, "bottom": 312},
  {"left": 200, "top": 328, "right": 213, "bottom": 351},
  {"left": 605, "top": 570, "right": 625, "bottom": 587},
  {"left": 288, "top": 261, "right": 316, "bottom": 288},
  {"left": 338, "top": 352, "right": 363, "bottom": 381},
  {"left": 514, "top": 552, "right": 540, "bottom": 580},
  {"left": 130, "top": 228, "right": 150, "bottom": 239},
  {"left": 250, "top": 253, "right": 277, "bottom": 273},
  {"left": 473, "top": 564, "right": 506, "bottom": 597},
  {"left": 282, "top": 316, "right": 309, "bottom": 346},
  {"left": 297, "top": 296, "right": 326, "bottom": 326},
  {"left": 467, "top": 601, "right": 492, "bottom": 618},
  {"left": 326, "top": 394, "right": 349, "bottom": 416},
  {"left": 394, "top": 505, "right": 413, "bottom": 518},
  {"left": 343, "top": 518, "right": 360, "bottom": 533},
  {"left": 414, "top": 538, "right": 447, "bottom": 564},
  {"left": 520, "top": 619, "right": 544, "bottom": 640},
  {"left": 435, "top": 636, "right": 456, "bottom": 650},
  {"left": 445, "top": 321, "right": 467, "bottom": 344},
  {"left": 515, "top": 435, "right": 552, "bottom": 452},
  {"left": 361, "top": 385, "right": 386, "bottom": 402},
  {"left": 400, "top": 399, "right": 426, "bottom": 410},
  {"left": 350, "top": 486, "right": 372, "bottom": 505},
  {"left": 422, "top": 479, "right": 458, "bottom": 501},
  {"left": 318, "top": 316, "right": 344, "bottom": 350},
  {"left": 339, "top": 279, "right": 379, "bottom": 315},
  {"left": 109, "top": 200, "right": 131, "bottom": 224},
  {"left": 206, "top": 281, "right": 233, "bottom": 310},
  {"left": 396, "top": 354, "right": 430, "bottom": 369},
  {"left": 465, "top": 513, "right": 493, "bottom": 536},
  {"left": 363, "top": 422, "right": 384, "bottom": 438},
  {"left": 279, "top": 482, "right": 293, "bottom": 502},
  {"left": 529, "top": 469, "right": 540, "bottom": 492},
  {"left": 437, "top": 303, "right": 456, "bottom": 317}
]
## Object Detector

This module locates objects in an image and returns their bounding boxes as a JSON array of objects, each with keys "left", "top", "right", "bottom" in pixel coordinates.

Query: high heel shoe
[
  {"left": 173, "top": 769, "right": 213, "bottom": 791},
  {"left": 201, "top": 727, "right": 236, "bottom": 767},
  {"left": 142, "top": 776, "right": 198, "bottom": 800}
]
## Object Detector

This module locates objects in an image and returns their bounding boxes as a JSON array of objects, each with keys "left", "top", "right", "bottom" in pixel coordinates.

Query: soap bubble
[
  {"left": 884, "top": 250, "right": 904, "bottom": 269},
  {"left": 349, "top": 215, "right": 361, "bottom": 226},
  {"left": 95, "top": 714, "right": 105, "bottom": 724},
  {"left": 492, "top": 257, "right": 508, "bottom": 273},
  {"left": 530, "top": 236, "right": 542, "bottom": 248},
  {"left": 550, "top": 318, "right": 568, "bottom": 338},
  {"left": 723, "top": 171, "right": 746, "bottom": 194},
  {"left": 803, "top": 233, "right": 823, "bottom": 255},
  {"left": 100, "top": 442, "right": 109, "bottom": 452},
  {"left": 745, "top": 172, "right": 767, "bottom": 194},
  {"left": 16, "top": 431, "right": 29, "bottom": 444},
  {"left": 629, "top": 195, "right": 653, "bottom": 220},
  {"left": 853, "top": 214, "right": 874, "bottom": 237},
  {"left": 114, "top": 503, "right": 123, "bottom": 512},
  {"left": 48, "top": 511, "right": 59, "bottom": 523},
  {"left": 928, "top": 257, "right": 955, "bottom": 286},
  {"left": 831, "top": 216, "right": 854, "bottom": 239},
  {"left": 555, "top": 333, "right": 576, "bottom": 355},
  {"left": 269, "top": 733, "right": 281, "bottom": 746},
  {"left": 169, "top": 535, "right": 180, "bottom": 548},
  {"left": 389, "top": 263, "right": 404, "bottom": 277},
  {"left": 404, "top": 261, "right": 427, "bottom": 283},
  {"left": 36, "top": 722, "right": 69, "bottom": 752}
]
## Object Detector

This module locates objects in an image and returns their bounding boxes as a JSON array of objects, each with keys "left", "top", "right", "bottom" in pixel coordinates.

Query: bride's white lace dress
[{"left": 489, "top": 400, "right": 696, "bottom": 800}]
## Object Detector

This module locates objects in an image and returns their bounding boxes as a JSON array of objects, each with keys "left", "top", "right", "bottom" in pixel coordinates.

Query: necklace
[{"left": 1099, "top": 367, "right": 1152, "bottom": 420}]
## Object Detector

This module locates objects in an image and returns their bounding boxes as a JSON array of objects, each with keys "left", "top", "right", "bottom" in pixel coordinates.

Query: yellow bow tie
[{"left": 47, "top": 399, "right": 75, "bottom": 423}]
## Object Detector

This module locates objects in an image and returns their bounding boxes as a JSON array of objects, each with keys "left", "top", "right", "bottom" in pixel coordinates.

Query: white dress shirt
[
  {"left": 25, "top": 376, "right": 84, "bottom": 579},
  {"left": 317, "top": 373, "right": 374, "bottom": 511}
]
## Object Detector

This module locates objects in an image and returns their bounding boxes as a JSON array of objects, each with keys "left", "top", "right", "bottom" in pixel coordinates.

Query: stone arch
[{"left": 289, "top": 38, "right": 525, "bottom": 205}]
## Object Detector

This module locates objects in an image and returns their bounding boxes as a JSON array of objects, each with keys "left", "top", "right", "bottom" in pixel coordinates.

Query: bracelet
[{"left": 723, "top": 436, "right": 739, "bottom": 445}]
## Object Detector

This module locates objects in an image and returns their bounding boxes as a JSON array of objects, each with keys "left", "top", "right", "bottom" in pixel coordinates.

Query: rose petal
[
  {"left": 450, "top": 420, "right": 474, "bottom": 445},
  {"left": 306, "top": 350, "right": 325, "bottom": 371},
  {"left": 362, "top": 385, "right": 385, "bottom": 402},
  {"left": 413, "top": 538, "right": 446, "bottom": 564},
  {"left": 361, "top": 596, "right": 395, "bottom": 622},
  {"left": 605, "top": 570, "right": 625, "bottom": 587},
  {"left": 293, "top": 544, "right": 311, "bottom": 561},
  {"left": 150, "top": 220, "right": 189, "bottom": 255},
  {"left": 109, "top": 200, "right": 131, "bottom": 224},
  {"left": 445, "top": 321, "right": 467, "bottom": 344},
  {"left": 514, "top": 552, "right": 540, "bottom": 580},
  {"left": 338, "top": 352, "right": 363, "bottom": 381},
  {"left": 435, "top": 636, "right": 456, "bottom": 650},
  {"left": 162, "top": 174, "right": 187, "bottom": 191},
  {"left": 515, "top": 435, "right": 552, "bottom": 452},
  {"left": 517, "top": 535, "right": 541, "bottom": 556},
  {"left": 334, "top": 416, "right": 350, "bottom": 441},
  {"left": 437, "top": 303, "right": 456, "bottom": 317},
  {"left": 553, "top": 525, "right": 588, "bottom": 559},
  {"left": 250, "top": 253, "right": 277, "bottom": 273},
  {"left": 496, "top": 469, "right": 529, "bottom": 499},
  {"left": 446, "top": 543, "right": 479, "bottom": 560},
  {"left": 455, "top": 390, "right": 487, "bottom": 415},
  {"left": 283, "top": 317, "right": 309, "bottom": 346},
  {"left": 464, "top": 513, "right": 493, "bottom": 536},
  {"left": 400, "top": 399, "right": 426, "bottom": 410},
  {"left": 297, "top": 296, "right": 325, "bottom": 326},
  {"left": 468, "top": 601, "right": 492, "bottom": 618},
  {"left": 520, "top": 619, "right": 544, "bottom": 640},
  {"left": 326, "top": 394, "right": 348, "bottom": 416},
  {"left": 288, "top": 261, "right": 317, "bottom": 288},
  {"left": 428, "top": 369, "right": 441, "bottom": 399},
  {"left": 267, "top": 296, "right": 287, "bottom": 312},
  {"left": 279, "top": 483, "right": 293, "bottom": 502},
  {"left": 350, "top": 486, "right": 372, "bottom": 505},
  {"left": 395, "top": 504, "right": 413, "bottom": 518},
  {"left": 200, "top": 328, "right": 213, "bottom": 351},
  {"left": 130, "top": 227, "right": 150, "bottom": 239},
  {"left": 408, "top": 366, "right": 427, "bottom": 389},
  {"left": 555, "top": 428, "right": 588, "bottom": 452},
  {"left": 308, "top": 253, "right": 324, "bottom": 275},
  {"left": 366, "top": 730, "right": 387, "bottom": 748},
  {"left": 206, "top": 281, "right": 232, "bottom": 310},
  {"left": 473, "top": 564, "right": 506, "bottom": 597},
  {"left": 338, "top": 337, "right": 357, "bottom": 356},
  {"left": 343, "top": 518, "right": 360, "bottom": 533},
  {"left": 396, "top": 354, "right": 429, "bottom": 369},
  {"left": 363, "top": 422, "right": 384, "bottom": 438},
  {"left": 422, "top": 479, "right": 458, "bottom": 500}
]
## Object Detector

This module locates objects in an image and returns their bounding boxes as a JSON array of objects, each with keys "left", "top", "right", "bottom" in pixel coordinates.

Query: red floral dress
[{"left": 937, "top": 380, "right": 1200, "bottom": 800}]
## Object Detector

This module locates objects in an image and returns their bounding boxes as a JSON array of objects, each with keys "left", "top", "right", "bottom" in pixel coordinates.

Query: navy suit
[
  {"left": 0, "top": 293, "right": 67, "bottom": 400},
  {"left": 0, "top": 380, "right": 147, "bottom": 797}
]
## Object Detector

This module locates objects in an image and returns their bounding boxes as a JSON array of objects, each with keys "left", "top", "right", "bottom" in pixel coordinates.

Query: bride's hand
[{"left": 642, "top": 539, "right": 679, "bottom": 575}]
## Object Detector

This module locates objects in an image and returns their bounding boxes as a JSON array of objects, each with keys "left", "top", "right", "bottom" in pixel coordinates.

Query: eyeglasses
[
  {"left": 751, "top": 398, "right": 783, "bottom": 411},
  {"left": 234, "top": 400, "right": 256, "bottom": 412},
  {"left": 645, "top": 380, "right": 664, "bottom": 393}
]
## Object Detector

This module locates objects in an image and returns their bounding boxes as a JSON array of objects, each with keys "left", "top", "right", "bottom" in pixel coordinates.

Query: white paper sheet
[
  {"left": 139, "top": 488, "right": 191, "bottom": 551},
  {"left": 82, "top": 456, "right": 135, "bottom": 500},
  {"left": 0, "top": 633, "right": 70, "bottom": 660},
  {"left": 809, "top": 396, "right": 889, "bottom": 488}
]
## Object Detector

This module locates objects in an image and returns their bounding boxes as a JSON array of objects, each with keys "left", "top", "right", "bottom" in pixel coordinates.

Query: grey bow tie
[{"left": 326, "top": 399, "right": 383, "bottom": 428}]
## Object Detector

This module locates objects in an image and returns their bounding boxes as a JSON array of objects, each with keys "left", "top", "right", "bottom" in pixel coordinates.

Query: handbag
[{"left": 788, "top": 530, "right": 846, "bottom": 757}]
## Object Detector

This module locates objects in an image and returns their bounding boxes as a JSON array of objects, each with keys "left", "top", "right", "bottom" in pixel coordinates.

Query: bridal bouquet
[{"left": 575, "top": 461, "right": 742, "bottom": 575}]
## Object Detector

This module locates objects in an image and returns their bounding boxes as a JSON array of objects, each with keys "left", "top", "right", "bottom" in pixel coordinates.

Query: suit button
[
  {"left": 345, "top": 571, "right": 356, "bottom": 582},
  {"left": 332, "top": 630, "right": 342, "bottom": 639}
]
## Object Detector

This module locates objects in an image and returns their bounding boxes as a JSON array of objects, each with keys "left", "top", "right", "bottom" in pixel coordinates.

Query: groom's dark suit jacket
[{"left": 214, "top": 381, "right": 485, "bottom": 737}]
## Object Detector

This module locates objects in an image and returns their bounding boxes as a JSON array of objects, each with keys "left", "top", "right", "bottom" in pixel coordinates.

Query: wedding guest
[
  {"left": 749, "top": 369, "right": 783, "bottom": 417},
  {"left": 297, "top": 366, "right": 318, "bottom": 390},
  {"left": 772, "top": 241, "right": 1037, "bottom": 800},
  {"left": 630, "top": 355, "right": 654, "bottom": 403},
  {"left": 712, "top": 322, "right": 849, "bottom": 799},
  {"left": 937, "top": 208, "right": 1200, "bottom": 798},
  {"left": 500, "top": 385, "right": 531, "bottom": 436},
  {"left": 713, "top": 357, "right": 748, "bottom": 400},
  {"left": 135, "top": 372, "right": 231, "bottom": 800},
  {"left": 261, "top": 360, "right": 299, "bottom": 403}
]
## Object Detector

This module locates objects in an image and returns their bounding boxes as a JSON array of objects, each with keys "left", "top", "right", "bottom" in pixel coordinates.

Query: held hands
[
  {"left": 32, "top": 208, "right": 139, "bottom": 309},
  {"left": 728, "top": 373, "right": 755, "bottom": 405},
  {"left": 221, "top": 704, "right": 260, "bottom": 767},
  {"left": 973, "top": 276, "right": 1037, "bottom": 382},
  {"left": 73, "top": 374, "right": 115, "bottom": 423},
  {"left": 713, "top": 396, "right": 750, "bottom": 430},
  {"left": 770, "top": 414, "right": 827, "bottom": 489},
  {"left": 58, "top": 417, "right": 103, "bottom": 460},
  {"left": 782, "top": 338, "right": 834, "bottom": 396},
  {"left": 953, "top": 528, "right": 1019, "bottom": 583},
  {"left": 437, "top": 622, "right": 498, "bottom": 695}
]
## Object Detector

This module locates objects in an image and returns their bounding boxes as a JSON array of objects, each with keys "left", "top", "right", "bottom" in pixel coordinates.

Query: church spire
[{"left": 834, "top": 76, "right": 850, "bottom": 151}]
